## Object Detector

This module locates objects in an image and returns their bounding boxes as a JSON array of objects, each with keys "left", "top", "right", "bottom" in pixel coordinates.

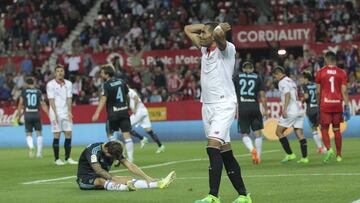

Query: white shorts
[
  {"left": 278, "top": 114, "right": 304, "bottom": 129},
  {"left": 130, "top": 107, "right": 152, "bottom": 129},
  {"left": 50, "top": 113, "right": 72, "bottom": 133},
  {"left": 202, "top": 102, "right": 236, "bottom": 144}
]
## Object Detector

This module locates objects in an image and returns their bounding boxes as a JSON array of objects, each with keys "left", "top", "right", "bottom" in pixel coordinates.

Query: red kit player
[{"left": 315, "top": 51, "right": 351, "bottom": 163}]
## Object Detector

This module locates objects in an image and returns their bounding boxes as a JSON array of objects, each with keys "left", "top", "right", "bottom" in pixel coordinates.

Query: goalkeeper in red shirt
[{"left": 315, "top": 51, "right": 351, "bottom": 162}]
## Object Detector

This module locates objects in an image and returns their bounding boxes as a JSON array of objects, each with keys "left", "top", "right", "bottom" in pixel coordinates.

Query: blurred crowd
[{"left": 1, "top": 0, "right": 360, "bottom": 106}]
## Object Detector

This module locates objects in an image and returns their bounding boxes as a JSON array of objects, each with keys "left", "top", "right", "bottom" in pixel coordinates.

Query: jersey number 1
[
  {"left": 329, "top": 76, "right": 335, "bottom": 93},
  {"left": 116, "top": 87, "right": 124, "bottom": 102}
]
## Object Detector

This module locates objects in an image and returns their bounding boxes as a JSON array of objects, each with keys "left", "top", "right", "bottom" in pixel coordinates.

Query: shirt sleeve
[
  {"left": 85, "top": 148, "right": 99, "bottom": 165},
  {"left": 46, "top": 82, "right": 55, "bottom": 99},
  {"left": 38, "top": 90, "right": 43, "bottom": 102},
  {"left": 124, "top": 84, "right": 129, "bottom": 95},
  {"left": 279, "top": 80, "right": 291, "bottom": 94},
  {"left": 220, "top": 41, "right": 236, "bottom": 58},
  {"left": 102, "top": 83, "right": 108, "bottom": 97},
  {"left": 66, "top": 81, "right": 72, "bottom": 98}
]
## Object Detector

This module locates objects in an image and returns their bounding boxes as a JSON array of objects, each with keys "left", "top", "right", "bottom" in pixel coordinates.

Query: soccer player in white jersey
[
  {"left": 127, "top": 87, "right": 165, "bottom": 153},
  {"left": 271, "top": 66, "right": 309, "bottom": 164},
  {"left": 46, "top": 64, "right": 78, "bottom": 165},
  {"left": 185, "top": 22, "right": 251, "bottom": 203}
]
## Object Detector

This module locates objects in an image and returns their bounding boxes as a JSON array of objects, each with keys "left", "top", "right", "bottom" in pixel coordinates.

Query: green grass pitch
[{"left": 0, "top": 138, "right": 360, "bottom": 203}]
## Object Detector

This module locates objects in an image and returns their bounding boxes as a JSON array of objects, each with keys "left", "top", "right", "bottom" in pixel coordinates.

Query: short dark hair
[
  {"left": 302, "top": 71, "right": 313, "bottom": 81},
  {"left": 26, "top": 77, "right": 34, "bottom": 85},
  {"left": 101, "top": 64, "right": 115, "bottom": 77},
  {"left": 271, "top": 66, "right": 286, "bottom": 74},
  {"left": 242, "top": 60, "right": 254, "bottom": 70},
  {"left": 204, "top": 22, "right": 219, "bottom": 33},
  {"left": 104, "top": 141, "right": 123, "bottom": 165},
  {"left": 325, "top": 51, "right": 336, "bottom": 61},
  {"left": 55, "top": 64, "right": 65, "bottom": 71}
]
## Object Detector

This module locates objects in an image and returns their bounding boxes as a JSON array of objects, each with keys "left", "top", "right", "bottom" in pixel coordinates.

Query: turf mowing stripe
[{"left": 21, "top": 150, "right": 280, "bottom": 185}]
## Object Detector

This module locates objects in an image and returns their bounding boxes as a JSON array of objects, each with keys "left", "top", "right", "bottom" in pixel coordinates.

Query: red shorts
[{"left": 320, "top": 112, "right": 343, "bottom": 125}]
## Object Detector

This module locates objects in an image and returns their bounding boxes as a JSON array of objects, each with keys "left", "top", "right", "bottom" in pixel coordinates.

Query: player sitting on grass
[{"left": 76, "top": 140, "right": 176, "bottom": 191}]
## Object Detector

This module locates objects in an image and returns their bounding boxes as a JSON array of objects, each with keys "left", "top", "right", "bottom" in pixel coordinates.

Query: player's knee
[
  {"left": 94, "top": 178, "right": 106, "bottom": 187},
  {"left": 320, "top": 124, "right": 330, "bottom": 131},
  {"left": 333, "top": 124, "right": 340, "bottom": 132}
]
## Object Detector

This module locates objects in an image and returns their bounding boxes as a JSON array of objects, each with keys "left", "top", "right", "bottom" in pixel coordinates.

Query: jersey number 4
[
  {"left": 239, "top": 79, "right": 255, "bottom": 96},
  {"left": 26, "top": 94, "right": 37, "bottom": 106},
  {"left": 116, "top": 87, "right": 124, "bottom": 102}
]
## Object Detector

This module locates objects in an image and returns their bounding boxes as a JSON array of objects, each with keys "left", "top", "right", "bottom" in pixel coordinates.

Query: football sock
[
  {"left": 255, "top": 136, "right": 263, "bottom": 159},
  {"left": 221, "top": 150, "right": 247, "bottom": 196},
  {"left": 104, "top": 181, "right": 128, "bottom": 191},
  {"left": 321, "top": 124, "right": 331, "bottom": 150},
  {"left": 37, "top": 136, "right": 43, "bottom": 156},
  {"left": 132, "top": 179, "right": 158, "bottom": 189},
  {"left": 130, "top": 130, "right": 144, "bottom": 140},
  {"left": 124, "top": 138, "right": 134, "bottom": 162},
  {"left": 26, "top": 136, "right": 34, "bottom": 149},
  {"left": 206, "top": 147, "right": 223, "bottom": 197},
  {"left": 108, "top": 135, "right": 116, "bottom": 141},
  {"left": 147, "top": 130, "right": 162, "bottom": 147},
  {"left": 242, "top": 136, "right": 254, "bottom": 152},
  {"left": 64, "top": 138, "right": 72, "bottom": 160},
  {"left": 312, "top": 131, "right": 323, "bottom": 148},
  {"left": 279, "top": 137, "right": 293, "bottom": 155},
  {"left": 299, "top": 139, "right": 308, "bottom": 158},
  {"left": 52, "top": 138, "right": 60, "bottom": 160},
  {"left": 334, "top": 129, "right": 342, "bottom": 157}
]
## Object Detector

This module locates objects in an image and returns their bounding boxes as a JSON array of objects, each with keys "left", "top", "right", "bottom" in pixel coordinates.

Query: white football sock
[
  {"left": 132, "top": 179, "right": 158, "bottom": 189},
  {"left": 255, "top": 136, "right": 263, "bottom": 159},
  {"left": 37, "top": 136, "right": 43, "bottom": 156},
  {"left": 104, "top": 180, "right": 128, "bottom": 191},
  {"left": 108, "top": 135, "right": 116, "bottom": 141},
  {"left": 312, "top": 131, "right": 323, "bottom": 148},
  {"left": 242, "top": 136, "right": 254, "bottom": 152},
  {"left": 26, "top": 136, "right": 34, "bottom": 149},
  {"left": 124, "top": 138, "right": 134, "bottom": 162}
]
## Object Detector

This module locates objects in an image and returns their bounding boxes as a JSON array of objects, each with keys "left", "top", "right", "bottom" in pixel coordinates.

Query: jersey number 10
[{"left": 26, "top": 94, "right": 37, "bottom": 106}]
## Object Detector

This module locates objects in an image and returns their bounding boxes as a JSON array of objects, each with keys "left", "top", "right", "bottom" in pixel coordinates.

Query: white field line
[
  {"left": 352, "top": 199, "right": 360, "bottom": 203},
  {"left": 23, "top": 173, "right": 360, "bottom": 185},
  {"left": 22, "top": 150, "right": 280, "bottom": 185}
]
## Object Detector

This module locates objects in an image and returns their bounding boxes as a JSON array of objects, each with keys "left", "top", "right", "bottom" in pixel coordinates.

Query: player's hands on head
[{"left": 219, "top": 23, "right": 231, "bottom": 32}]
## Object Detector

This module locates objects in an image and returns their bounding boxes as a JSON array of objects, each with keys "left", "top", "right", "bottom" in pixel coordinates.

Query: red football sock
[
  {"left": 334, "top": 130, "right": 342, "bottom": 157},
  {"left": 321, "top": 125, "right": 331, "bottom": 150}
]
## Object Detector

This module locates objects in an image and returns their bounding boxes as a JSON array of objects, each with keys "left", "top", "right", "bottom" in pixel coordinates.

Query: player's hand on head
[{"left": 219, "top": 23, "right": 231, "bottom": 32}]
